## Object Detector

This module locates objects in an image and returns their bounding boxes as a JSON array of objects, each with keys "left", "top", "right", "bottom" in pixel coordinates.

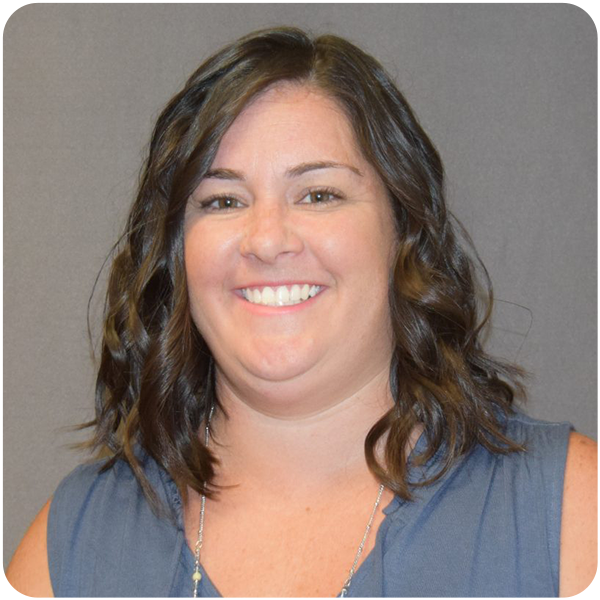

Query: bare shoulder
[
  {"left": 560, "top": 432, "right": 598, "bottom": 597},
  {"left": 5, "top": 498, "right": 54, "bottom": 598}
]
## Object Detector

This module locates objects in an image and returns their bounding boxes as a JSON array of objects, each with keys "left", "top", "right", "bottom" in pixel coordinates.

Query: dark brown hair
[{"left": 83, "top": 27, "right": 526, "bottom": 511}]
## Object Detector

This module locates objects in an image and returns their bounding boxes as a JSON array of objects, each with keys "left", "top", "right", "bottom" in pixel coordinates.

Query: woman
[{"left": 7, "top": 27, "right": 596, "bottom": 597}]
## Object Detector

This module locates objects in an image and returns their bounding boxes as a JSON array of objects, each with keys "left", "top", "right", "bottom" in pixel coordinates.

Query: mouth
[
  {"left": 236, "top": 283, "right": 325, "bottom": 308},
  {"left": 233, "top": 286, "right": 329, "bottom": 317}
]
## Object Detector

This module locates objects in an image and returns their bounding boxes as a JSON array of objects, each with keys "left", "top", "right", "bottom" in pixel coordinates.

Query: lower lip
[{"left": 233, "top": 288, "right": 327, "bottom": 315}]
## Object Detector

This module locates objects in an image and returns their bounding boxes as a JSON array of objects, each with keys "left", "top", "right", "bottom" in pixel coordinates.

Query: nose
[{"left": 239, "top": 200, "right": 304, "bottom": 263}]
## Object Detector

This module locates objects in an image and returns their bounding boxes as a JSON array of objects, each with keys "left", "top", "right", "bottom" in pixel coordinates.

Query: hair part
[{"left": 79, "top": 26, "right": 526, "bottom": 514}]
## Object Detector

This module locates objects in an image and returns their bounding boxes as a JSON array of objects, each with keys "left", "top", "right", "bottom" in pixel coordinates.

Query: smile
[
  {"left": 233, "top": 287, "right": 328, "bottom": 316},
  {"left": 241, "top": 284, "right": 323, "bottom": 307}
]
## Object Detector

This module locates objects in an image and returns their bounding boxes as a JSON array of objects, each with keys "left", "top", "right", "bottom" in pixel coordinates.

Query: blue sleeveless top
[{"left": 47, "top": 410, "right": 573, "bottom": 597}]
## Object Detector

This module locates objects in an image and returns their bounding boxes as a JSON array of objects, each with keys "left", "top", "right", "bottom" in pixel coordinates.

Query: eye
[
  {"left": 304, "top": 188, "right": 342, "bottom": 204},
  {"left": 200, "top": 188, "right": 342, "bottom": 212},
  {"left": 200, "top": 194, "right": 243, "bottom": 212}
]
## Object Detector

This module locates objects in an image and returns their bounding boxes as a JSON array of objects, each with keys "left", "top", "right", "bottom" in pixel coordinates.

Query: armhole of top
[
  {"left": 544, "top": 422, "right": 575, "bottom": 594},
  {"left": 46, "top": 461, "right": 104, "bottom": 596}
]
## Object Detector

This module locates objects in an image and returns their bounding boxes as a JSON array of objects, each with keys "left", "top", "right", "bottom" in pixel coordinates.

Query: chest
[{"left": 183, "top": 490, "right": 391, "bottom": 597}]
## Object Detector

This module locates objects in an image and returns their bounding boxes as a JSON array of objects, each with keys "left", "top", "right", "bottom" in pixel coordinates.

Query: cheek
[
  {"left": 319, "top": 212, "right": 396, "bottom": 286},
  {"left": 184, "top": 235, "right": 205, "bottom": 298},
  {"left": 183, "top": 224, "right": 228, "bottom": 307},
  {"left": 183, "top": 228, "right": 238, "bottom": 348},
  {"left": 330, "top": 214, "right": 389, "bottom": 269}
]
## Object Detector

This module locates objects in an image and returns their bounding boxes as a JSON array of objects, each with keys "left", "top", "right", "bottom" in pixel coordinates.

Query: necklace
[{"left": 192, "top": 406, "right": 385, "bottom": 598}]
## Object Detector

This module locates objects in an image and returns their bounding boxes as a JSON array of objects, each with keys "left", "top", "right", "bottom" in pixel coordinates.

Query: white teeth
[{"left": 242, "top": 284, "right": 322, "bottom": 307}]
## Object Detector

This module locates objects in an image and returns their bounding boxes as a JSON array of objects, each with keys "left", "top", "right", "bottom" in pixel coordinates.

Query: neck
[{"left": 209, "top": 365, "right": 395, "bottom": 493}]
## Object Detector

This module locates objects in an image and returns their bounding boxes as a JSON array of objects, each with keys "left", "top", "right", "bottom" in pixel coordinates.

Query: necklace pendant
[
  {"left": 192, "top": 569, "right": 202, "bottom": 582},
  {"left": 340, "top": 587, "right": 348, "bottom": 597}
]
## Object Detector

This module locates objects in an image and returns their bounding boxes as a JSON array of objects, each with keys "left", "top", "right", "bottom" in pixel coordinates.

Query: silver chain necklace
[{"left": 192, "top": 406, "right": 385, "bottom": 598}]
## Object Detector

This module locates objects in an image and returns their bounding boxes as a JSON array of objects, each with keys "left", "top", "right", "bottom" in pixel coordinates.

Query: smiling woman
[{"left": 6, "top": 26, "right": 596, "bottom": 598}]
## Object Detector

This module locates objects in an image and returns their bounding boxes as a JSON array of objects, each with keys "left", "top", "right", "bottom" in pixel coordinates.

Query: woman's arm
[
  {"left": 4, "top": 496, "right": 54, "bottom": 598},
  {"left": 559, "top": 431, "right": 600, "bottom": 598}
]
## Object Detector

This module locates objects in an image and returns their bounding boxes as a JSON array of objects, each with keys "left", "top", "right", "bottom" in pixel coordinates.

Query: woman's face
[{"left": 184, "top": 84, "right": 398, "bottom": 415}]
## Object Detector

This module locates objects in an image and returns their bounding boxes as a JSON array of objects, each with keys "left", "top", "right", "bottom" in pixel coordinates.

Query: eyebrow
[{"left": 203, "top": 161, "right": 364, "bottom": 180}]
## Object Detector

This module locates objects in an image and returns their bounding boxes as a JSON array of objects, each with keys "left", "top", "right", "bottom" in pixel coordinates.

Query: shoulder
[
  {"left": 4, "top": 460, "right": 118, "bottom": 598},
  {"left": 5, "top": 461, "right": 114, "bottom": 597},
  {"left": 559, "top": 431, "right": 597, "bottom": 597},
  {"left": 5, "top": 498, "right": 54, "bottom": 597}
]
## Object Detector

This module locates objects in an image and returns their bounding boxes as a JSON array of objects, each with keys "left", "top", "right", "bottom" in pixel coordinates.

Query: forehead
[{"left": 210, "top": 84, "right": 365, "bottom": 170}]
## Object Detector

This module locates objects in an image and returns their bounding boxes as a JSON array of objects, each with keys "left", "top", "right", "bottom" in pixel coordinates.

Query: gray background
[{"left": 3, "top": 4, "right": 596, "bottom": 568}]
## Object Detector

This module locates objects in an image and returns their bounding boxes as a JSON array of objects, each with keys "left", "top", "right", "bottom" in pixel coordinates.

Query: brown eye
[
  {"left": 200, "top": 195, "right": 242, "bottom": 211},
  {"left": 301, "top": 188, "right": 343, "bottom": 205}
]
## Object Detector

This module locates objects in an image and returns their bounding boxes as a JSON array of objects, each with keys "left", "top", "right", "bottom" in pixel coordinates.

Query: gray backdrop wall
[{"left": 3, "top": 4, "right": 596, "bottom": 568}]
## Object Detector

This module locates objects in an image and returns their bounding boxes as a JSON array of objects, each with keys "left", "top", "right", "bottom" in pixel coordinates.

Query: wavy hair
[{"left": 82, "top": 27, "right": 526, "bottom": 511}]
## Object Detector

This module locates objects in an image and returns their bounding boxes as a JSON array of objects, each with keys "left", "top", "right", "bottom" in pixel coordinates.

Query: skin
[{"left": 184, "top": 84, "right": 420, "bottom": 502}]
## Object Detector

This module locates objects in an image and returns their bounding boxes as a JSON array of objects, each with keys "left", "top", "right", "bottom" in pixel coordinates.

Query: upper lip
[{"left": 235, "top": 281, "right": 326, "bottom": 290}]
